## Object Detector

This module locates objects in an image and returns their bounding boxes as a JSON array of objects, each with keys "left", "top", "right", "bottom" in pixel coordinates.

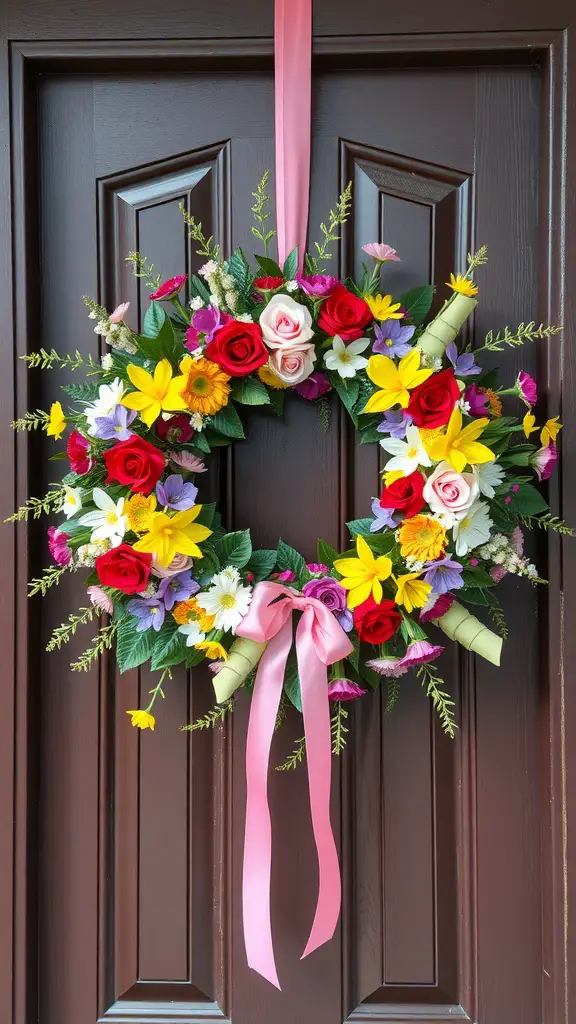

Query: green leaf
[
  {"left": 142, "top": 300, "right": 166, "bottom": 338},
  {"left": 232, "top": 376, "right": 271, "bottom": 406},
  {"left": 116, "top": 617, "right": 157, "bottom": 672},
  {"left": 399, "top": 285, "right": 434, "bottom": 325},
  {"left": 185, "top": 647, "right": 206, "bottom": 668},
  {"left": 226, "top": 248, "right": 254, "bottom": 300},
  {"left": 480, "top": 417, "right": 520, "bottom": 442},
  {"left": 216, "top": 529, "right": 252, "bottom": 568},
  {"left": 462, "top": 567, "right": 496, "bottom": 588},
  {"left": 366, "top": 532, "right": 397, "bottom": 556},
  {"left": 282, "top": 247, "right": 299, "bottom": 281},
  {"left": 247, "top": 548, "right": 277, "bottom": 581},
  {"left": 197, "top": 544, "right": 220, "bottom": 582},
  {"left": 509, "top": 482, "right": 549, "bottom": 516},
  {"left": 192, "top": 432, "right": 211, "bottom": 454},
  {"left": 277, "top": 539, "right": 307, "bottom": 581},
  {"left": 347, "top": 517, "right": 373, "bottom": 536},
  {"left": 136, "top": 316, "right": 181, "bottom": 364},
  {"left": 283, "top": 651, "right": 302, "bottom": 711},
  {"left": 151, "top": 619, "right": 187, "bottom": 670},
  {"left": 196, "top": 502, "right": 216, "bottom": 528},
  {"left": 190, "top": 275, "right": 211, "bottom": 304},
  {"left": 317, "top": 539, "right": 338, "bottom": 567},
  {"left": 254, "top": 253, "right": 283, "bottom": 277},
  {"left": 331, "top": 376, "right": 360, "bottom": 425},
  {"left": 203, "top": 430, "right": 232, "bottom": 448},
  {"left": 346, "top": 635, "right": 360, "bottom": 671},
  {"left": 209, "top": 404, "right": 245, "bottom": 439},
  {"left": 61, "top": 381, "right": 100, "bottom": 402},
  {"left": 489, "top": 499, "right": 517, "bottom": 531},
  {"left": 458, "top": 587, "right": 491, "bottom": 607},
  {"left": 360, "top": 423, "right": 383, "bottom": 445},
  {"left": 499, "top": 445, "right": 537, "bottom": 467},
  {"left": 268, "top": 389, "right": 285, "bottom": 416}
]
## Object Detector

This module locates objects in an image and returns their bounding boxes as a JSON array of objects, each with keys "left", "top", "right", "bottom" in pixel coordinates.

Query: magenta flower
[
  {"left": 66, "top": 429, "right": 93, "bottom": 475},
  {"left": 328, "top": 678, "right": 366, "bottom": 700},
  {"left": 87, "top": 585, "right": 114, "bottom": 614},
  {"left": 490, "top": 566, "right": 507, "bottom": 583},
  {"left": 531, "top": 441, "right": 557, "bottom": 481},
  {"left": 419, "top": 592, "right": 454, "bottom": 623},
  {"left": 365, "top": 657, "right": 408, "bottom": 678},
  {"left": 464, "top": 384, "right": 489, "bottom": 417},
  {"left": 293, "top": 371, "right": 331, "bottom": 401},
  {"left": 361, "top": 242, "right": 401, "bottom": 262},
  {"left": 276, "top": 570, "right": 296, "bottom": 583},
  {"left": 306, "top": 562, "right": 329, "bottom": 575},
  {"left": 399, "top": 640, "right": 444, "bottom": 668},
  {"left": 516, "top": 370, "right": 537, "bottom": 406},
  {"left": 149, "top": 275, "right": 188, "bottom": 301},
  {"left": 185, "top": 305, "right": 233, "bottom": 349},
  {"left": 47, "top": 526, "right": 71, "bottom": 566},
  {"left": 156, "top": 414, "right": 194, "bottom": 445},
  {"left": 170, "top": 451, "right": 207, "bottom": 473},
  {"left": 109, "top": 301, "right": 130, "bottom": 323},
  {"left": 296, "top": 273, "right": 339, "bottom": 297}
]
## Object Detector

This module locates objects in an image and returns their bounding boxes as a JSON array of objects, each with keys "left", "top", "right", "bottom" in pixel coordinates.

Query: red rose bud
[
  {"left": 103, "top": 435, "right": 165, "bottom": 494},
  {"left": 254, "top": 276, "right": 284, "bottom": 292},
  {"left": 353, "top": 597, "right": 402, "bottom": 645},
  {"left": 155, "top": 414, "right": 194, "bottom": 445},
  {"left": 407, "top": 368, "right": 460, "bottom": 428},
  {"left": 380, "top": 470, "right": 425, "bottom": 519},
  {"left": 95, "top": 544, "right": 152, "bottom": 594},
  {"left": 149, "top": 275, "right": 188, "bottom": 301},
  {"left": 318, "top": 284, "right": 372, "bottom": 341},
  {"left": 205, "top": 320, "right": 269, "bottom": 376}
]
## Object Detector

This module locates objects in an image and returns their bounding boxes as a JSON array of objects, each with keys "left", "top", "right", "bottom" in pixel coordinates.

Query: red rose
[
  {"left": 95, "top": 544, "right": 152, "bottom": 594},
  {"left": 318, "top": 284, "right": 372, "bottom": 341},
  {"left": 407, "top": 368, "right": 460, "bottom": 428},
  {"left": 103, "top": 435, "right": 165, "bottom": 494},
  {"left": 380, "top": 471, "right": 425, "bottom": 519},
  {"left": 254, "top": 276, "right": 284, "bottom": 291},
  {"left": 353, "top": 597, "right": 401, "bottom": 644},
  {"left": 155, "top": 414, "right": 193, "bottom": 445},
  {"left": 205, "top": 321, "right": 269, "bottom": 377}
]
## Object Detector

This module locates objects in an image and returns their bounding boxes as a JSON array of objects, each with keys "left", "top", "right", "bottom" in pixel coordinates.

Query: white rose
[
  {"left": 266, "top": 344, "right": 316, "bottom": 386},
  {"left": 423, "top": 462, "right": 479, "bottom": 518},
  {"left": 259, "top": 293, "right": 314, "bottom": 349}
]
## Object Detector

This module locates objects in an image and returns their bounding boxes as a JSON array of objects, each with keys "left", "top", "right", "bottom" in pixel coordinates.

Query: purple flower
[
  {"left": 155, "top": 474, "right": 198, "bottom": 511},
  {"left": 446, "top": 342, "right": 481, "bottom": 377},
  {"left": 423, "top": 556, "right": 464, "bottom": 595},
  {"left": 464, "top": 384, "right": 489, "bottom": 417},
  {"left": 328, "top": 678, "right": 366, "bottom": 700},
  {"left": 365, "top": 656, "right": 408, "bottom": 678},
  {"left": 335, "top": 608, "right": 354, "bottom": 632},
  {"left": 127, "top": 596, "right": 166, "bottom": 632},
  {"left": 373, "top": 319, "right": 415, "bottom": 358},
  {"left": 293, "top": 371, "right": 331, "bottom": 401},
  {"left": 185, "top": 305, "right": 233, "bottom": 349},
  {"left": 91, "top": 405, "right": 136, "bottom": 441},
  {"left": 48, "top": 526, "right": 71, "bottom": 566},
  {"left": 157, "top": 570, "right": 200, "bottom": 610},
  {"left": 531, "top": 441, "right": 557, "bottom": 481},
  {"left": 296, "top": 273, "right": 338, "bottom": 297},
  {"left": 276, "top": 570, "right": 296, "bottom": 583},
  {"left": 516, "top": 370, "right": 537, "bottom": 406},
  {"left": 306, "top": 562, "right": 329, "bottom": 575},
  {"left": 370, "top": 497, "right": 397, "bottom": 532},
  {"left": 398, "top": 640, "right": 444, "bottom": 668},
  {"left": 302, "top": 576, "right": 347, "bottom": 613},
  {"left": 376, "top": 408, "right": 413, "bottom": 440}
]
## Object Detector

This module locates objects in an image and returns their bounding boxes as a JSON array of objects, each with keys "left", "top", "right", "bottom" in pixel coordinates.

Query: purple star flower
[
  {"left": 373, "top": 319, "right": 415, "bottom": 358},
  {"left": 155, "top": 474, "right": 198, "bottom": 511},
  {"left": 185, "top": 305, "right": 232, "bottom": 349},
  {"left": 91, "top": 405, "right": 136, "bottom": 441},
  {"left": 127, "top": 597, "right": 166, "bottom": 632},
  {"left": 157, "top": 570, "right": 200, "bottom": 610},
  {"left": 445, "top": 342, "right": 481, "bottom": 377},
  {"left": 423, "top": 556, "right": 464, "bottom": 596},
  {"left": 370, "top": 497, "right": 397, "bottom": 533},
  {"left": 376, "top": 408, "right": 413, "bottom": 440}
]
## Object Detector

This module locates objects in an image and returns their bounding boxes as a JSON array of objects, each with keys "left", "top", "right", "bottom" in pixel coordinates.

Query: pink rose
[
  {"left": 422, "top": 462, "right": 479, "bottom": 518},
  {"left": 151, "top": 553, "right": 194, "bottom": 578},
  {"left": 110, "top": 301, "right": 130, "bottom": 323},
  {"left": 266, "top": 344, "right": 316, "bottom": 386},
  {"left": 259, "top": 294, "right": 314, "bottom": 349}
]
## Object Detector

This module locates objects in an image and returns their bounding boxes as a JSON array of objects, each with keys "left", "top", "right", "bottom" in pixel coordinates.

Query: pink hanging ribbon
[
  {"left": 274, "top": 0, "right": 312, "bottom": 267},
  {"left": 237, "top": 582, "right": 353, "bottom": 988}
]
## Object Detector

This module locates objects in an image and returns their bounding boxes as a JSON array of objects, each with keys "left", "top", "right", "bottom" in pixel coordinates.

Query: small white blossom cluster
[
  {"left": 420, "top": 353, "right": 443, "bottom": 371},
  {"left": 404, "top": 556, "right": 425, "bottom": 571},
  {"left": 189, "top": 296, "right": 205, "bottom": 311},
  {"left": 199, "top": 261, "right": 240, "bottom": 314},
  {"left": 75, "top": 539, "right": 111, "bottom": 568},
  {"left": 92, "top": 316, "right": 137, "bottom": 354},
  {"left": 478, "top": 532, "right": 540, "bottom": 580}
]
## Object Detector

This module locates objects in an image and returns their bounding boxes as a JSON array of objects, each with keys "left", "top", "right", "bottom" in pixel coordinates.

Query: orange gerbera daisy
[
  {"left": 398, "top": 515, "right": 447, "bottom": 562},
  {"left": 173, "top": 597, "right": 216, "bottom": 632},
  {"left": 179, "top": 355, "right": 231, "bottom": 415}
]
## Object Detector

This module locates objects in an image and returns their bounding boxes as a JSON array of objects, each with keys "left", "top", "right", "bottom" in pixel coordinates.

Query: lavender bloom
[
  {"left": 398, "top": 640, "right": 444, "bottom": 668},
  {"left": 423, "top": 556, "right": 464, "bottom": 596},
  {"left": 156, "top": 474, "right": 198, "bottom": 511},
  {"left": 91, "top": 405, "right": 136, "bottom": 441},
  {"left": 370, "top": 497, "right": 397, "bottom": 533},
  {"left": 296, "top": 273, "right": 338, "bottom": 297},
  {"left": 185, "top": 305, "right": 232, "bottom": 349},
  {"left": 373, "top": 320, "right": 415, "bottom": 358},
  {"left": 376, "top": 408, "right": 413, "bottom": 440},
  {"left": 302, "top": 576, "right": 347, "bottom": 612},
  {"left": 127, "top": 597, "right": 166, "bottom": 632},
  {"left": 446, "top": 342, "right": 481, "bottom": 377},
  {"left": 157, "top": 570, "right": 200, "bottom": 610},
  {"left": 335, "top": 608, "right": 354, "bottom": 633}
]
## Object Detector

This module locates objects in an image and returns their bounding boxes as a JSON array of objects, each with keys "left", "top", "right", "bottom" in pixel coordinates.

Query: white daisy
[
  {"left": 178, "top": 621, "right": 206, "bottom": 647},
  {"left": 78, "top": 487, "right": 127, "bottom": 547},
  {"left": 324, "top": 336, "right": 370, "bottom": 379},
  {"left": 85, "top": 378, "right": 125, "bottom": 432},
  {"left": 475, "top": 460, "right": 506, "bottom": 498},
  {"left": 196, "top": 576, "right": 252, "bottom": 632},
  {"left": 452, "top": 500, "right": 493, "bottom": 556},
  {"left": 379, "top": 424, "right": 432, "bottom": 475},
  {"left": 213, "top": 565, "right": 241, "bottom": 586},
  {"left": 62, "top": 485, "right": 83, "bottom": 519}
]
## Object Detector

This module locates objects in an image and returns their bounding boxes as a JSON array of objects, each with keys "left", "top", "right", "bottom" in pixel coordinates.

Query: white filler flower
[
  {"left": 324, "top": 336, "right": 370, "bottom": 379},
  {"left": 79, "top": 487, "right": 127, "bottom": 547},
  {"left": 379, "top": 424, "right": 431, "bottom": 475}
]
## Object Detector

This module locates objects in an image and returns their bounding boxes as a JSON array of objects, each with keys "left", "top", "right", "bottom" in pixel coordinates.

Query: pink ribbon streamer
[
  {"left": 274, "top": 0, "right": 312, "bottom": 267},
  {"left": 237, "top": 582, "right": 354, "bottom": 988}
]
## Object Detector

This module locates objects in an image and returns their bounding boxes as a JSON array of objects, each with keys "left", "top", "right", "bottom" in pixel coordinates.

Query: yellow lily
[
  {"left": 333, "top": 534, "right": 392, "bottom": 609},
  {"left": 446, "top": 273, "right": 478, "bottom": 297},
  {"left": 522, "top": 410, "right": 538, "bottom": 439},
  {"left": 46, "top": 401, "right": 66, "bottom": 440},
  {"left": 126, "top": 709, "right": 155, "bottom": 731},
  {"left": 363, "top": 348, "right": 434, "bottom": 414},
  {"left": 394, "top": 573, "right": 431, "bottom": 613},
  {"left": 427, "top": 407, "right": 494, "bottom": 473},
  {"left": 365, "top": 293, "right": 403, "bottom": 321},
  {"left": 122, "top": 358, "right": 188, "bottom": 427},
  {"left": 133, "top": 505, "right": 212, "bottom": 566},
  {"left": 195, "top": 640, "right": 228, "bottom": 660},
  {"left": 540, "top": 416, "right": 562, "bottom": 447}
]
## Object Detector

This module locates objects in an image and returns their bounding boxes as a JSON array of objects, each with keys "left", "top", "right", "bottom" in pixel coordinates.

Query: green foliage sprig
[
  {"left": 465, "top": 244, "right": 489, "bottom": 277},
  {"left": 330, "top": 702, "right": 349, "bottom": 755},
  {"left": 71, "top": 621, "right": 118, "bottom": 672},
  {"left": 417, "top": 664, "right": 457, "bottom": 738},
  {"left": 276, "top": 735, "right": 306, "bottom": 771},
  {"left": 4, "top": 486, "right": 64, "bottom": 523},
  {"left": 251, "top": 171, "right": 276, "bottom": 257},
  {"left": 125, "top": 251, "right": 162, "bottom": 290},
  {"left": 11, "top": 409, "right": 49, "bottom": 432},
  {"left": 21, "top": 348, "right": 101, "bottom": 373},
  {"left": 178, "top": 205, "right": 220, "bottom": 261},
  {"left": 306, "top": 182, "right": 353, "bottom": 272},
  {"left": 385, "top": 676, "right": 401, "bottom": 713},
  {"left": 46, "top": 605, "right": 95, "bottom": 652},
  {"left": 182, "top": 698, "right": 234, "bottom": 731},
  {"left": 477, "top": 322, "right": 562, "bottom": 353},
  {"left": 27, "top": 565, "right": 67, "bottom": 598},
  {"left": 519, "top": 513, "right": 575, "bottom": 535}
]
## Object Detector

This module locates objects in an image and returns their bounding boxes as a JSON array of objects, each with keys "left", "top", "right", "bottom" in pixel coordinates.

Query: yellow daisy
[
  {"left": 446, "top": 273, "right": 478, "bottom": 297},
  {"left": 394, "top": 573, "right": 432, "bottom": 613},
  {"left": 122, "top": 358, "right": 188, "bottom": 427},
  {"left": 126, "top": 493, "right": 157, "bottom": 533},
  {"left": 333, "top": 534, "right": 392, "bottom": 609},
  {"left": 195, "top": 640, "right": 229, "bottom": 660},
  {"left": 398, "top": 515, "right": 447, "bottom": 562},
  {"left": 179, "top": 355, "right": 231, "bottom": 415},
  {"left": 126, "top": 709, "right": 155, "bottom": 731},
  {"left": 134, "top": 506, "right": 212, "bottom": 566},
  {"left": 46, "top": 401, "right": 66, "bottom": 440},
  {"left": 365, "top": 293, "right": 403, "bottom": 321}
]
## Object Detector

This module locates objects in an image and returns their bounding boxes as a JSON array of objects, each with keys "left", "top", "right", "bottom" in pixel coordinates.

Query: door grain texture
[{"left": 0, "top": 5, "right": 575, "bottom": 1024}]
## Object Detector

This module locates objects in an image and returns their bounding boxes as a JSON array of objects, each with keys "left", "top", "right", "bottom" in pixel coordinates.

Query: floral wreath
[{"left": 10, "top": 175, "right": 569, "bottom": 754}]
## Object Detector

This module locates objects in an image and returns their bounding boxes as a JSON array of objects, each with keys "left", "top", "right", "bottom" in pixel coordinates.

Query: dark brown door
[{"left": 1, "top": 6, "right": 575, "bottom": 1024}]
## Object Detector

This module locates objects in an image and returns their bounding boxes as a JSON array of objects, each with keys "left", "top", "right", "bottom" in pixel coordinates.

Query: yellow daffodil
[
  {"left": 394, "top": 573, "right": 432, "bottom": 613},
  {"left": 365, "top": 293, "right": 403, "bottom": 321},
  {"left": 446, "top": 273, "right": 478, "bottom": 297},
  {"left": 427, "top": 407, "right": 494, "bottom": 473},
  {"left": 363, "top": 348, "right": 434, "bottom": 414},
  {"left": 398, "top": 515, "right": 447, "bottom": 562},
  {"left": 46, "top": 401, "right": 66, "bottom": 440},
  {"left": 126, "top": 709, "right": 155, "bottom": 731},
  {"left": 134, "top": 506, "right": 212, "bottom": 566},
  {"left": 523, "top": 410, "right": 538, "bottom": 438},
  {"left": 126, "top": 493, "right": 157, "bottom": 533},
  {"left": 382, "top": 469, "right": 405, "bottom": 486},
  {"left": 541, "top": 416, "right": 562, "bottom": 447},
  {"left": 195, "top": 640, "right": 229, "bottom": 660},
  {"left": 333, "top": 534, "right": 392, "bottom": 609},
  {"left": 122, "top": 358, "right": 188, "bottom": 427}
]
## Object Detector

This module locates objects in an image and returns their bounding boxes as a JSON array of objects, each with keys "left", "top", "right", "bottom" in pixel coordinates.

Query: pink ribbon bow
[{"left": 236, "top": 581, "right": 354, "bottom": 988}]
